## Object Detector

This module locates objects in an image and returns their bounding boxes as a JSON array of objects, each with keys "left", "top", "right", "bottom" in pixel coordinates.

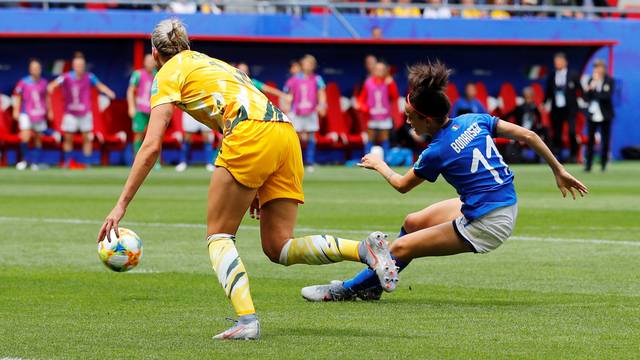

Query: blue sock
[
  {"left": 32, "top": 147, "right": 41, "bottom": 164},
  {"left": 180, "top": 142, "right": 190, "bottom": 164},
  {"left": 19, "top": 142, "right": 29, "bottom": 163},
  {"left": 63, "top": 151, "right": 72, "bottom": 165},
  {"left": 82, "top": 153, "right": 92, "bottom": 165},
  {"left": 343, "top": 227, "right": 411, "bottom": 292},
  {"left": 364, "top": 141, "right": 372, "bottom": 155},
  {"left": 306, "top": 134, "right": 316, "bottom": 165},
  {"left": 381, "top": 139, "right": 390, "bottom": 156},
  {"left": 204, "top": 142, "right": 214, "bottom": 164}
]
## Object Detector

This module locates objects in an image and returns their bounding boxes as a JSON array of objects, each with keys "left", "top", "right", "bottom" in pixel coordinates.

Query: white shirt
[{"left": 555, "top": 68, "right": 568, "bottom": 87}]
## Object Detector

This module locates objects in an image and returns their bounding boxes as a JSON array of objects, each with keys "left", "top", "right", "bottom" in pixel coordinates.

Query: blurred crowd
[
  {"left": 1, "top": 0, "right": 623, "bottom": 19},
  {"left": 4, "top": 50, "right": 614, "bottom": 172}
]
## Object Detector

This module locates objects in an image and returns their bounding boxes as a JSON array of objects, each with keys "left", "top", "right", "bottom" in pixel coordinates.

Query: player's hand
[
  {"left": 249, "top": 195, "right": 260, "bottom": 220},
  {"left": 357, "top": 153, "right": 383, "bottom": 170},
  {"left": 555, "top": 168, "right": 588, "bottom": 200},
  {"left": 12, "top": 111, "right": 19, "bottom": 121},
  {"left": 47, "top": 110, "right": 54, "bottom": 121},
  {"left": 98, "top": 204, "right": 126, "bottom": 242},
  {"left": 128, "top": 106, "right": 136, "bottom": 119}
]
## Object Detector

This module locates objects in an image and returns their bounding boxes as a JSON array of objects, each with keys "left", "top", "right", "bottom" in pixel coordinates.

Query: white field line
[{"left": 0, "top": 216, "right": 638, "bottom": 247}]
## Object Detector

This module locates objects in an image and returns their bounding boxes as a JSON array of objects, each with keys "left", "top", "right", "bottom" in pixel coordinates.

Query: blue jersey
[{"left": 413, "top": 113, "right": 517, "bottom": 220}]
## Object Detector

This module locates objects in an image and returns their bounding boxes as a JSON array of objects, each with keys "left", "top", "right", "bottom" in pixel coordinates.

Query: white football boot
[
  {"left": 175, "top": 162, "right": 187, "bottom": 172},
  {"left": 362, "top": 231, "right": 398, "bottom": 292},
  {"left": 301, "top": 280, "right": 357, "bottom": 302},
  {"left": 213, "top": 316, "right": 260, "bottom": 341},
  {"left": 16, "top": 161, "right": 28, "bottom": 171}
]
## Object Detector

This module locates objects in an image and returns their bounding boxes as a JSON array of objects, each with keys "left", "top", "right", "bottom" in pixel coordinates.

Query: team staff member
[
  {"left": 13, "top": 58, "right": 50, "bottom": 171},
  {"left": 48, "top": 53, "right": 115, "bottom": 167},
  {"left": 545, "top": 52, "right": 580, "bottom": 163},
  {"left": 584, "top": 60, "right": 615, "bottom": 172},
  {"left": 127, "top": 54, "right": 157, "bottom": 158}
]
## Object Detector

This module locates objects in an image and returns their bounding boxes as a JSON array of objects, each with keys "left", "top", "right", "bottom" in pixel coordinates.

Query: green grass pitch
[{"left": 1, "top": 163, "right": 639, "bottom": 359}]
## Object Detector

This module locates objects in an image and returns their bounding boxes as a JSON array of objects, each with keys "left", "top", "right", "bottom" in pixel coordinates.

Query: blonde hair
[
  {"left": 151, "top": 19, "right": 190, "bottom": 59},
  {"left": 302, "top": 54, "right": 317, "bottom": 65}
]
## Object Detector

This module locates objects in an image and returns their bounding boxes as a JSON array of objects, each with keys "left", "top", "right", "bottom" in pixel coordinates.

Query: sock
[
  {"left": 19, "top": 142, "right": 29, "bottom": 163},
  {"left": 343, "top": 254, "right": 411, "bottom": 292},
  {"left": 204, "top": 142, "right": 214, "bottom": 164},
  {"left": 343, "top": 227, "right": 411, "bottom": 292},
  {"left": 32, "top": 147, "right": 41, "bottom": 164},
  {"left": 364, "top": 141, "right": 372, "bottom": 155},
  {"left": 381, "top": 140, "right": 390, "bottom": 156},
  {"left": 207, "top": 234, "right": 256, "bottom": 317},
  {"left": 83, "top": 153, "right": 92, "bottom": 165},
  {"left": 63, "top": 150, "right": 72, "bottom": 165},
  {"left": 133, "top": 140, "right": 142, "bottom": 155},
  {"left": 306, "top": 134, "right": 316, "bottom": 165},
  {"left": 180, "top": 142, "right": 190, "bottom": 164},
  {"left": 278, "top": 235, "right": 361, "bottom": 266}
]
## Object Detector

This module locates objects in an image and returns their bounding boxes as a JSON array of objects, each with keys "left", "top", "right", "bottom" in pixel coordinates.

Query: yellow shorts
[{"left": 215, "top": 120, "right": 304, "bottom": 206}]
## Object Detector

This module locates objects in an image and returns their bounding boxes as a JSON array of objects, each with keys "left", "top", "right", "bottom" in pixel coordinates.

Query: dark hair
[
  {"left": 407, "top": 61, "right": 451, "bottom": 122},
  {"left": 28, "top": 58, "right": 41, "bottom": 65},
  {"left": 73, "top": 51, "right": 85, "bottom": 60}
]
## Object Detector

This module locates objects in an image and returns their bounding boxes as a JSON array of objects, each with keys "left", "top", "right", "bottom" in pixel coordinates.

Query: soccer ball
[{"left": 97, "top": 227, "right": 143, "bottom": 272}]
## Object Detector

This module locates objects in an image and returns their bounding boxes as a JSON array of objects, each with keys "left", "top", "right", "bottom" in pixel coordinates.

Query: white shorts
[
  {"left": 61, "top": 113, "right": 93, "bottom": 133},
  {"left": 18, "top": 113, "right": 47, "bottom": 132},
  {"left": 368, "top": 117, "right": 393, "bottom": 130},
  {"left": 291, "top": 112, "right": 319, "bottom": 133},
  {"left": 182, "top": 112, "right": 211, "bottom": 133},
  {"left": 453, "top": 204, "right": 518, "bottom": 253}
]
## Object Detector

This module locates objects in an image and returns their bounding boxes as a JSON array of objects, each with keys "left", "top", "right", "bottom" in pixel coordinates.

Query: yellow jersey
[{"left": 150, "top": 50, "right": 289, "bottom": 136}]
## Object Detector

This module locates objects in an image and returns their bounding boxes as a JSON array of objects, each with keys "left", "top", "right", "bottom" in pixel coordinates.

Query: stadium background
[{"left": 0, "top": 3, "right": 637, "bottom": 164}]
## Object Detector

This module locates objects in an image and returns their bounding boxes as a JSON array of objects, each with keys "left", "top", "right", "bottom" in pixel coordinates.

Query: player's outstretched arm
[
  {"left": 358, "top": 154, "right": 423, "bottom": 194},
  {"left": 495, "top": 119, "right": 588, "bottom": 199},
  {"left": 97, "top": 103, "right": 173, "bottom": 242}
]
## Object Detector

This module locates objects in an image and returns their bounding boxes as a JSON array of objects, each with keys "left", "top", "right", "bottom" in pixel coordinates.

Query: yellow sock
[
  {"left": 279, "top": 235, "right": 361, "bottom": 266},
  {"left": 207, "top": 234, "right": 255, "bottom": 316}
]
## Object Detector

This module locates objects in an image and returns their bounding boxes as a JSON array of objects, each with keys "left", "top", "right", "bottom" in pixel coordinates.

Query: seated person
[
  {"left": 451, "top": 82, "right": 486, "bottom": 116},
  {"left": 503, "top": 87, "right": 549, "bottom": 162}
]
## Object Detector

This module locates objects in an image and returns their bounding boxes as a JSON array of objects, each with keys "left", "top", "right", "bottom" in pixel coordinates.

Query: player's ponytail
[
  {"left": 151, "top": 19, "right": 190, "bottom": 59},
  {"left": 407, "top": 61, "right": 452, "bottom": 123}
]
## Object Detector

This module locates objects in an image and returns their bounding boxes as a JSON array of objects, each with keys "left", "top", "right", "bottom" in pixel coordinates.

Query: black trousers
[
  {"left": 585, "top": 119, "right": 612, "bottom": 171},
  {"left": 550, "top": 107, "right": 578, "bottom": 159}
]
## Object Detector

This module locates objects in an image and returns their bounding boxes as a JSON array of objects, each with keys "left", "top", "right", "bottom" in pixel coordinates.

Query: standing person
[
  {"left": 98, "top": 19, "right": 397, "bottom": 341},
  {"left": 545, "top": 52, "right": 580, "bottom": 163},
  {"left": 584, "top": 60, "right": 614, "bottom": 172},
  {"left": 300, "top": 61, "right": 587, "bottom": 302},
  {"left": 13, "top": 58, "right": 50, "bottom": 171},
  {"left": 285, "top": 54, "right": 327, "bottom": 172},
  {"left": 356, "top": 61, "right": 400, "bottom": 156},
  {"left": 451, "top": 82, "right": 486, "bottom": 116},
  {"left": 127, "top": 54, "right": 157, "bottom": 159},
  {"left": 175, "top": 111, "right": 217, "bottom": 172},
  {"left": 48, "top": 53, "right": 115, "bottom": 167}
]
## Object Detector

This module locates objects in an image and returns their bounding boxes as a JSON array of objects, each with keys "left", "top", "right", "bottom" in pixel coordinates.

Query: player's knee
[
  {"left": 390, "top": 238, "right": 410, "bottom": 260},
  {"left": 402, "top": 213, "right": 422, "bottom": 233}
]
